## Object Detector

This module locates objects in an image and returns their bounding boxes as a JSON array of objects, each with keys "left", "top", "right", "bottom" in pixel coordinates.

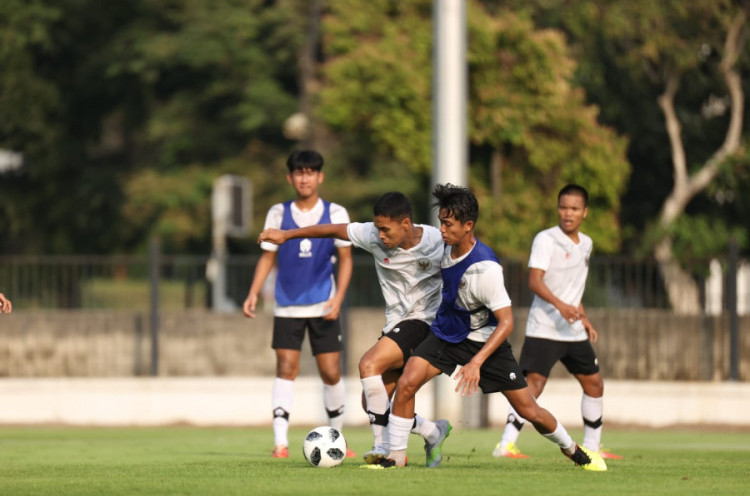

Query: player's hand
[
  {"left": 322, "top": 298, "right": 342, "bottom": 321},
  {"left": 258, "top": 228, "right": 287, "bottom": 245},
  {"left": 242, "top": 293, "right": 258, "bottom": 318},
  {"left": 582, "top": 316, "right": 598, "bottom": 343},
  {"left": 0, "top": 293, "right": 11, "bottom": 314},
  {"left": 454, "top": 360, "right": 481, "bottom": 397},
  {"left": 558, "top": 303, "right": 580, "bottom": 325}
]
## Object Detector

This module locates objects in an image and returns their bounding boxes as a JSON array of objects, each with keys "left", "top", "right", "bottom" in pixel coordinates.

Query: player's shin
[{"left": 387, "top": 413, "right": 413, "bottom": 466}]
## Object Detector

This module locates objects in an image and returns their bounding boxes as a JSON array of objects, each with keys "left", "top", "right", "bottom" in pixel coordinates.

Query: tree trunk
[
  {"left": 653, "top": 8, "right": 746, "bottom": 314},
  {"left": 654, "top": 237, "right": 701, "bottom": 315}
]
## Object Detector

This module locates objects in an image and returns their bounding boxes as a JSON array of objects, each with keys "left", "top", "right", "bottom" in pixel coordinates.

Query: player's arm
[
  {"left": 454, "top": 305, "right": 514, "bottom": 397},
  {"left": 258, "top": 223, "right": 351, "bottom": 245},
  {"left": 242, "top": 250, "right": 276, "bottom": 319},
  {"left": 0, "top": 293, "right": 12, "bottom": 314},
  {"left": 528, "top": 268, "right": 580, "bottom": 323},
  {"left": 578, "top": 302, "right": 598, "bottom": 342},
  {"left": 322, "top": 245, "right": 353, "bottom": 321}
]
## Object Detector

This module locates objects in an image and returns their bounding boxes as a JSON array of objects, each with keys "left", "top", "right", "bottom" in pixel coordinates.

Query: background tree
[
  {"left": 466, "top": 5, "right": 629, "bottom": 257},
  {"left": 317, "top": 0, "right": 629, "bottom": 254},
  {"left": 500, "top": 0, "right": 750, "bottom": 313},
  {"left": 0, "top": 0, "right": 306, "bottom": 254}
]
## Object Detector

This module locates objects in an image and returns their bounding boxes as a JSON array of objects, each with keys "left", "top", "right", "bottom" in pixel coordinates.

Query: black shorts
[
  {"left": 272, "top": 317, "right": 342, "bottom": 355},
  {"left": 413, "top": 333, "right": 527, "bottom": 394},
  {"left": 519, "top": 336, "right": 600, "bottom": 377},
  {"left": 381, "top": 320, "right": 432, "bottom": 363}
]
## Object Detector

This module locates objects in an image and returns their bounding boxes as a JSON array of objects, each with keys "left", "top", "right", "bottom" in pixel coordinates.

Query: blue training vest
[
  {"left": 431, "top": 239, "right": 499, "bottom": 343},
  {"left": 274, "top": 200, "right": 336, "bottom": 306}
]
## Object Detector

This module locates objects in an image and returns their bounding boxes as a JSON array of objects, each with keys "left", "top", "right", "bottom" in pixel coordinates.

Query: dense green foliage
[
  {"left": 0, "top": 0, "right": 304, "bottom": 254},
  {"left": 1, "top": 0, "right": 746, "bottom": 264},
  {"left": 319, "top": 0, "right": 629, "bottom": 257},
  {"left": 498, "top": 0, "right": 750, "bottom": 261},
  {"left": 1, "top": 426, "right": 749, "bottom": 495}
]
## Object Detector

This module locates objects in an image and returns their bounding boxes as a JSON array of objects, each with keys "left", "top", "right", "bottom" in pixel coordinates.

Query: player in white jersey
[
  {"left": 383, "top": 184, "right": 606, "bottom": 471},
  {"left": 259, "top": 191, "right": 451, "bottom": 468},
  {"left": 495, "top": 184, "right": 621, "bottom": 460}
]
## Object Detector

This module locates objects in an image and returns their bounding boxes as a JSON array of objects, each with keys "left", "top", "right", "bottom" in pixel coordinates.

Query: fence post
[
  {"left": 150, "top": 236, "right": 160, "bottom": 377},
  {"left": 728, "top": 237, "right": 739, "bottom": 381}
]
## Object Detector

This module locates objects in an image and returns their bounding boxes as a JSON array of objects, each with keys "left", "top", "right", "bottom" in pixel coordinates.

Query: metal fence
[
  {"left": 0, "top": 254, "right": 746, "bottom": 380},
  {"left": 0, "top": 254, "right": 675, "bottom": 311}
]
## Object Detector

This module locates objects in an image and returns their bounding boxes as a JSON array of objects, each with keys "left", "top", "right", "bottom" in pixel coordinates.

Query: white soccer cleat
[{"left": 363, "top": 445, "right": 389, "bottom": 465}]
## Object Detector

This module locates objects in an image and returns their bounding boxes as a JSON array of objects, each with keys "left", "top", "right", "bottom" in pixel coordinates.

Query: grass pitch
[{"left": 1, "top": 425, "right": 748, "bottom": 496}]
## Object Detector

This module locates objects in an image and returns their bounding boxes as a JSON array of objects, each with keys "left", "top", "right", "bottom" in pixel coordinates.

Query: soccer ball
[{"left": 302, "top": 426, "right": 347, "bottom": 468}]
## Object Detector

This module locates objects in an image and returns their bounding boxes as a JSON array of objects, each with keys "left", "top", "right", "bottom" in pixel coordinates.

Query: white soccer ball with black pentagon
[{"left": 302, "top": 426, "right": 347, "bottom": 468}]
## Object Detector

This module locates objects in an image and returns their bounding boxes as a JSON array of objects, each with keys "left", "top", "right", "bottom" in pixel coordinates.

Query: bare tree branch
[{"left": 657, "top": 7, "right": 747, "bottom": 227}]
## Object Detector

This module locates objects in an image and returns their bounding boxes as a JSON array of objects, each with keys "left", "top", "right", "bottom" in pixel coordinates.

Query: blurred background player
[
  {"left": 242, "top": 150, "right": 353, "bottom": 459},
  {"left": 385, "top": 184, "right": 606, "bottom": 471},
  {"left": 0, "top": 293, "right": 11, "bottom": 314},
  {"left": 259, "top": 191, "right": 451, "bottom": 468},
  {"left": 495, "top": 184, "right": 621, "bottom": 460}
]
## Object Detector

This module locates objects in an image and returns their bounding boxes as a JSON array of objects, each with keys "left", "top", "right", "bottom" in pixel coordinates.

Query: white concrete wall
[{"left": 0, "top": 377, "right": 747, "bottom": 428}]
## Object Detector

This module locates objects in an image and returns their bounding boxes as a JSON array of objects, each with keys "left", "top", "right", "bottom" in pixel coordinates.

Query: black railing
[{"left": 0, "top": 254, "right": 688, "bottom": 311}]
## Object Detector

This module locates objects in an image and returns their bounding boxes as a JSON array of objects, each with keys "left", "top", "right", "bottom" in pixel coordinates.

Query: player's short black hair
[
  {"left": 558, "top": 184, "right": 589, "bottom": 207},
  {"left": 432, "top": 183, "right": 479, "bottom": 224},
  {"left": 286, "top": 149, "right": 324, "bottom": 173},
  {"left": 373, "top": 192, "right": 412, "bottom": 221}
]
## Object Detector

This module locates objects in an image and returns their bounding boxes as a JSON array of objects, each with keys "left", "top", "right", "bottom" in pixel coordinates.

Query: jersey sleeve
[
  {"left": 527, "top": 231, "right": 553, "bottom": 271},
  {"left": 330, "top": 203, "right": 353, "bottom": 248},
  {"left": 475, "top": 262, "right": 512, "bottom": 311},
  {"left": 259, "top": 204, "right": 284, "bottom": 252},
  {"left": 346, "top": 222, "right": 374, "bottom": 253}
]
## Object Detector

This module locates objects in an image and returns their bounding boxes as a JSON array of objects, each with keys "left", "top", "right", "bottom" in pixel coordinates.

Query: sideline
[{"left": 0, "top": 377, "right": 746, "bottom": 427}]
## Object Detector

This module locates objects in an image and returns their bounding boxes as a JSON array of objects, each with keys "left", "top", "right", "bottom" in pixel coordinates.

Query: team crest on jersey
[
  {"left": 383, "top": 257, "right": 390, "bottom": 264},
  {"left": 459, "top": 277, "right": 467, "bottom": 289},
  {"left": 417, "top": 258, "right": 432, "bottom": 272},
  {"left": 298, "top": 238, "right": 313, "bottom": 258}
]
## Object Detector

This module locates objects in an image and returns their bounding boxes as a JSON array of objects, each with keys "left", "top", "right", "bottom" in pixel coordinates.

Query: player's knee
[
  {"left": 320, "top": 369, "right": 342, "bottom": 385},
  {"left": 276, "top": 362, "right": 299, "bottom": 380},
  {"left": 513, "top": 403, "right": 540, "bottom": 423},
  {"left": 358, "top": 355, "right": 378, "bottom": 378},
  {"left": 394, "top": 375, "right": 418, "bottom": 402},
  {"left": 580, "top": 374, "right": 604, "bottom": 397}
]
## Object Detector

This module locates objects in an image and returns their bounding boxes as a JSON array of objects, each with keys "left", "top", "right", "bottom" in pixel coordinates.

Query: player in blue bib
[
  {"left": 274, "top": 199, "right": 336, "bottom": 306},
  {"left": 242, "top": 150, "right": 353, "bottom": 459},
  {"left": 383, "top": 184, "right": 607, "bottom": 471}
]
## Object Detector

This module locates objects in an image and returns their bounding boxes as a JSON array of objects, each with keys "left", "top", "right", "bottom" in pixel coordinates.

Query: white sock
[
  {"left": 323, "top": 379, "right": 346, "bottom": 432},
  {"left": 542, "top": 421, "right": 576, "bottom": 455},
  {"left": 581, "top": 393, "right": 603, "bottom": 452},
  {"left": 387, "top": 413, "right": 414, "bottom": 466},
  {"left": 272, "top": 377, "right": 294, "bottom": 447},
  {"left": 411, "top": 414, "right": 439, "bottom": 444},
  {"left": 361, "top": 375, "right": 390, "bottom": 449},
  {"left": 499, "top": 405, "right": 525, "bottom": 449}
]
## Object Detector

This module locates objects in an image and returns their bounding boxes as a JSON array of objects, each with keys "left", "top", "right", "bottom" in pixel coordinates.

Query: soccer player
[
  {"left": 383, "top": 184, "right": 606, "bottom": 471},
  {"left": 259, "top": 191, "right": 451, "bottom": 468},
  {"left": 0, "top": 293, "right": 11, "bottom": 314},
  {"left": 242, "top": 150, "right": 353, "bottom": 459},
  {"left": 495, "top": 184, "right": 622, "bottom": 460}
]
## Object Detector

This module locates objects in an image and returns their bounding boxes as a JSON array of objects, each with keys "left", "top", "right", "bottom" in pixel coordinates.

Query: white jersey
[
  {"left": 526, "top": 226, "right": 592, "bottom": 342},
  {"left": 346, "top": 222, "right": 443, "bottom": 333},
  {"left": 441, "top": 243, "right": 512, "bottom": 343},
  {"left": 260, "top": 198, "right": 351, "bottom": 318}
]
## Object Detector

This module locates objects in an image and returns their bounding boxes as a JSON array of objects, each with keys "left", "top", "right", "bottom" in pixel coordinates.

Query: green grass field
[{"left": 1, "top": 426, "right": 748, "bottom": 496}]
